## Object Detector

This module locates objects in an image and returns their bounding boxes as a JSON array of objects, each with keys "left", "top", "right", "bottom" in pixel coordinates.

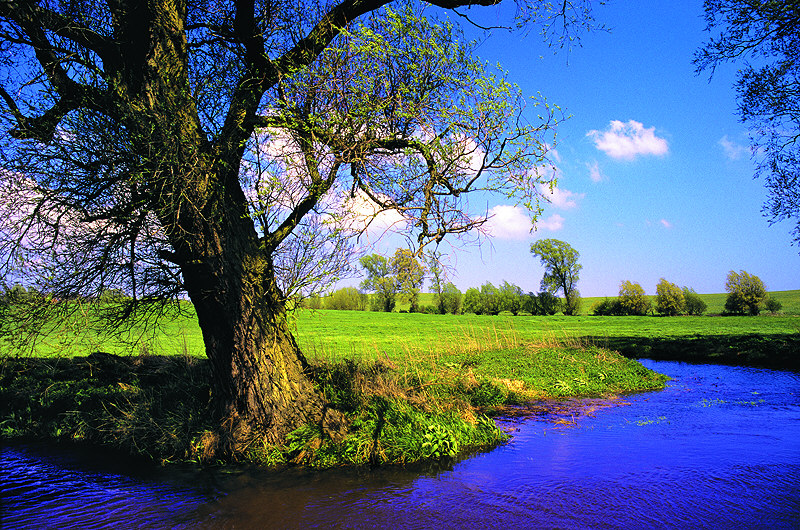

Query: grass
[{"left": 2, "top": 290, "right": 796, "bottom": 467}]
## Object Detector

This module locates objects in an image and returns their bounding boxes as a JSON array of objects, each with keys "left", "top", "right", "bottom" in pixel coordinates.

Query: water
[{"left": 3, "top": 360, "right": 799, "bottom": 529}]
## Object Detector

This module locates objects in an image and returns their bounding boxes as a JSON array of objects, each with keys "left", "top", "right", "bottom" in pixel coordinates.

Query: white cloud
[
  {"left": 484, "top": 205, "right": 533, "bottom": 240},
  {"left": 535, "top": 213, "right": 564, "bottom": 231},
  {"left": 587, "top": 120, "right": 669, "bottom": 160},
  {"left": 537, "top": 184, "right": 583, "bottom": 209},
  {"left": 659, "top": 218, "right": 672, "bottom": 229},
  {"left": 586, "top": 160, "right": 606, "bottom": 182},
  {"left": 718, "top": 135, "right": 750, "bottom": 161}
]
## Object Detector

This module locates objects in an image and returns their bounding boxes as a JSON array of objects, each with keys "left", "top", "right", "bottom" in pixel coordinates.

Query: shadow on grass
[{"left": 581, "top": 333, "right": 800, "bottom": 370}]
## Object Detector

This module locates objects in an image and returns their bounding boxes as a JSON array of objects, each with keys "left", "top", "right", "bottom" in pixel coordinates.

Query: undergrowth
[{"left": 0, "top": 334, "right": 667, "bottom": 468}]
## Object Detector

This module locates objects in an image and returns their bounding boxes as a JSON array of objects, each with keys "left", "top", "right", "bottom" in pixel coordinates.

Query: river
[{"left": 2, "top": 360, "right": 798, "bottom": 529}]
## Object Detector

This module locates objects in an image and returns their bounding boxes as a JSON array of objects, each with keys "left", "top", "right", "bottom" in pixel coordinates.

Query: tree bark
[{"left": 183, "top": 250, "right": 324, "bottom": 451}]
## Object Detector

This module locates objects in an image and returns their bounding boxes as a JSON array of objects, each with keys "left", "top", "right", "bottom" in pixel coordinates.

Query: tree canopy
[
  {"left": 695, "top": 0, "right": 800, "bottom": 251},
  {"left": 0, "top": 0, "right": 599, "bottom": 453},
  {"left": 530, "top": 238, "right": 581, "bottom": 315}
]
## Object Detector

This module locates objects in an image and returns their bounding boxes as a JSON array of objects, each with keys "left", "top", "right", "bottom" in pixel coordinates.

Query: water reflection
[{"left": 3, "top": 360, "right": 799, "bottom": 529}]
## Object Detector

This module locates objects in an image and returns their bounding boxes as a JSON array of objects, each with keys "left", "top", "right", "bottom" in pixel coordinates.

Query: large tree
[
  {"left": 0, "top": 0, "right": 595, "bottom": 453},
  {"left": 695, "top": 0, "right": 800, "bottom": 250},
  {"left": 530, "top": 238, "right": 581, "bottom": 315}
]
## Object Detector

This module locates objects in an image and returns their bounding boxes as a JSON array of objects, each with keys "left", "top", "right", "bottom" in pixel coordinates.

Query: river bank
[
  {"left": 3, "top": 360, "right": 798, "bottom": 528},
  {"left": 0, "top": 341, "right": 667, "bottom": 468}
]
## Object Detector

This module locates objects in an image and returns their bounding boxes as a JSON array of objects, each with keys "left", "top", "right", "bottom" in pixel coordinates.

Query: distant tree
[
  {"left": 764, "top": 296, "right": 783, "bottom": 314},
  {"left": 530, "top": 239, "right": 582, "bottom": 315},
  {"left": 463, "top": 287, "right": 483, "bottom": 315},
  {"left": 440, "top": 283, "right": 462, "bottom": 315},
  {"left": 682, "top": 287, "right": 708, "bottom": 316},
  {"left": 618, "top": 281, "right": 651, "bottom": 316},
  {"left": 498, "top": 281, "right": 524, "bottom": 315},
  {"left": 359, "top": 255, "right": 397, "bottom": 313},
  {"left": 695, "top": 0, "right": 800, "bottom": 251},
  {"left": 536, "top": 292, "right": 562, "bottom": 315},
  {"left": 724, "top": 270, "right": 767, "bottom": 315},
  {"left": 655, "top": 278, "right": 685, "bottom": 316},
  {"left": 590, "top": 297, "right": 622, "bottom": 316},
  {"left": 304, "top": 294, "right": 323, "bottom": 310},
  {"left": 480, "top": 283, "right": 501, "bottom": 316},
  {"left": 326, "top": 287, "right": 367, "bottom": 311},
  {"left": 427, "top": 251, "right": 447, "bottom": 314},
  {"left": 392, "top": 249, "right": 426, "bottom": 313}
]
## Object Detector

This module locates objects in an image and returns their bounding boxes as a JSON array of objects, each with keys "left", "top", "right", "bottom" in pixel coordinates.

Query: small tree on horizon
[
  {"left": 724, "top": 270, "right": 767, "bottom": 315},
  {"left": 618, "top": 280, "right": 651, "bottom": 316},
  {"left": 530, "top": 239, "right": 582, "bottom": 316},
  {"left": 682, "top": 287, "right": 708, "bottom": 316},
  {"left": 656, "top": 278, "right": 685, "bottom": 316}
]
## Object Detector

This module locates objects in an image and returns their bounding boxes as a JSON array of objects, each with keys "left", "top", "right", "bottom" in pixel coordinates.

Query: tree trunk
[{"left": 182, "top": 249, "right": 324, "bottom": 453}]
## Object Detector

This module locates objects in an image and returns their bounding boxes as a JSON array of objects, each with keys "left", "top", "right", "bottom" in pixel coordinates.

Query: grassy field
[{"left": 3, "top": 294, "right": 796, "bottom": 467}]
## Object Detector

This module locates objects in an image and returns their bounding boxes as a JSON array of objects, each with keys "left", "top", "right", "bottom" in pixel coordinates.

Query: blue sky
[{"left": 348, "top": 1, "right": 799, "bottom": 297}]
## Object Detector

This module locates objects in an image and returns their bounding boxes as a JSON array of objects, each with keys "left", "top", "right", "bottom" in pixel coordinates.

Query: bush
[
  {"left": 439, "top": 282, "right": 462, "bottom": 315},
  {"left": 326, "top": 287, "right": 368, "bottom": 311},
  {"left": 498, "top": 281, "right": 523, "bottom": 315},
  {"left": 462, "top": 287, "right": 482, "bottom": 315},
  {"left": 764, "top": 296, "right": 782, "bottom": 314},
  {"left": 617, "top": 280, "right": 651, "bottom": 316},
  {"left": 591, "top": 297, "right": 622, "bottom": 316},
  {"left": 682, "top": 287, "right": 707, "bottom": 316},
  {"left": 724, "top": 270, "right": 767, "bottom": 315},
  {"left": 655, "top": 278, "right": 684, "bottom": 316}
]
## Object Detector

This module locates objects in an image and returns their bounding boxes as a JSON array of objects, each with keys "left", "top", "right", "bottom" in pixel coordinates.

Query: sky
[{"left": 341, "top": 0, "right": 800, "bottom": 297}]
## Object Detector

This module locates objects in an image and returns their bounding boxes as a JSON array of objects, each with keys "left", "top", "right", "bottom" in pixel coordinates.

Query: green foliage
[
  {"left": 440, "top": 282, "right": 462, "bottom": 315},
  {"left": 360, "top": 254, "right": 397, "bottom": 312},
  {"left": 523, "top": 291, "right": 561, "bottom": 315},
  {"left": 682, "top": 287, "right": 708, "bottom": 316},
  {"left": 391, "top": 249, "right": 426, "bottom": 313},
  {"left": 764, "top": 296, "right": 783, "bottom": 314},
  {"left": 530, "top": 239, "right": 582, "bottom": 315},
  {"left": 463, "top": 287, "right": 483, "bottom": 315},
  {"left": 497, "top": 281, "right": 524, "bottom": 315},
  {"left": 326, "top": 287, "right": 367, "bottom": 311},
  {"left": 617, "top": 280, "right": 651, "bottom": 316},
  {"left": 590, "top": 297, "right": 622, "bottom": 316},
  {"left": 724, "top": 270, "right": 767, "bottom": 315},
  {"left": 656, "top": 278, "right": 685, "bottom": 316},
  {"left": 480, "top": 283, "right": 501, "bottom": 316}
]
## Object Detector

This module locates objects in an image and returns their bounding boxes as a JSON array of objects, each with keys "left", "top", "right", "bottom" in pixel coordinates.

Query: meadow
[{"left": 2, "top": 290, "right": 796, "bottom": 466}]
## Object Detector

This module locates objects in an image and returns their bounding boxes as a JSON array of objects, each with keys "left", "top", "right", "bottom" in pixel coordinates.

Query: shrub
[
  {"left": 439, "top": 282, "right": 462, "bottom": 315},
  {"left": 326, "top": 287, "right": 368, "bottom": 311},
  {"left": 764, "top": 296, "right": 782, "bottom": 314},
  {"left": 480, "top": 283, "right": 500, "bottom": 315},
  {"left": 682, "top": 287, "right": 707, "bottom": 315},
  {"left": 498, "top": 281, "right": 524, "bottom": 315},
  {"left": 655, "top": 278, "right": 685, "bottom": 316},
  {"left": 591, "top": 297, "right": 622, "bottom": 316},
  {"left": 617, "top": 280, "right": 650, "bottom": 316},
  {"left": 463, "top": 287, "right": 483, "bottom": 315},
  {"left": 724, "top": 270, "right": 767, "bottom": 315}
]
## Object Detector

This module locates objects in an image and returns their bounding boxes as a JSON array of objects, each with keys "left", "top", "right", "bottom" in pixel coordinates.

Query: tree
[
  {"left": 682, "top": 287, "right": 708, "bottom": 316},
  {"left": 359, "top": 254, "right": 396, "bottom": 313},
  {"left": 0, "top": 1, "right": 598, "bottom": 452},
  {"left": 618, "top": 280, "right": 651, "bottom": 316},
  {"left": 498, "top": 281, "right": 524, "bottom": 315},
  {"left": 325, "top": 287, "right": 367, "bottom": 311},
  {"left": 724, "top": 270, "right": 767, "bottom": 315},
  {"left": 655, "top": 278, "right": 685, "bottom": 316},
  {"left": 463, "top": 287, "right": 483, "bottom": 315},
  {"left": 440, "top": 282, "right": 462, "bottom": 315},
  {"left": 480, "top": 282, "right": 501, "bottom": 316},
  {"left": 391, "top": 248, "right": 426, "bottom": 313},
  {"left": 695, "top": 0, "right": 800, "bottom": 251},
  {"left": 530, "top": 239, "right": 581, "bottom": 315}
]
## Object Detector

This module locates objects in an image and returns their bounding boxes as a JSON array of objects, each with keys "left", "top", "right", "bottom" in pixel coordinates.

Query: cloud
[
  {"left": 659, "top": 219, "right": 672, "bottom": 229},
  {"left": 586, "top": 160, "right": 606, "bottom": 182},
  {"left": 537, "top": 184, "right": 583, "bottom": 209},
  {"left": 718, "top": 135, "right": 750, "bottom": 161},
  {"left": 535, "top": 213, "right": 564, "bottom": 231},
  {"left": 587, "top": 120, "right": 669, "bottom": 160},
  {"left": 484, "top": 205, "right": 533, "bottom": 240}
]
